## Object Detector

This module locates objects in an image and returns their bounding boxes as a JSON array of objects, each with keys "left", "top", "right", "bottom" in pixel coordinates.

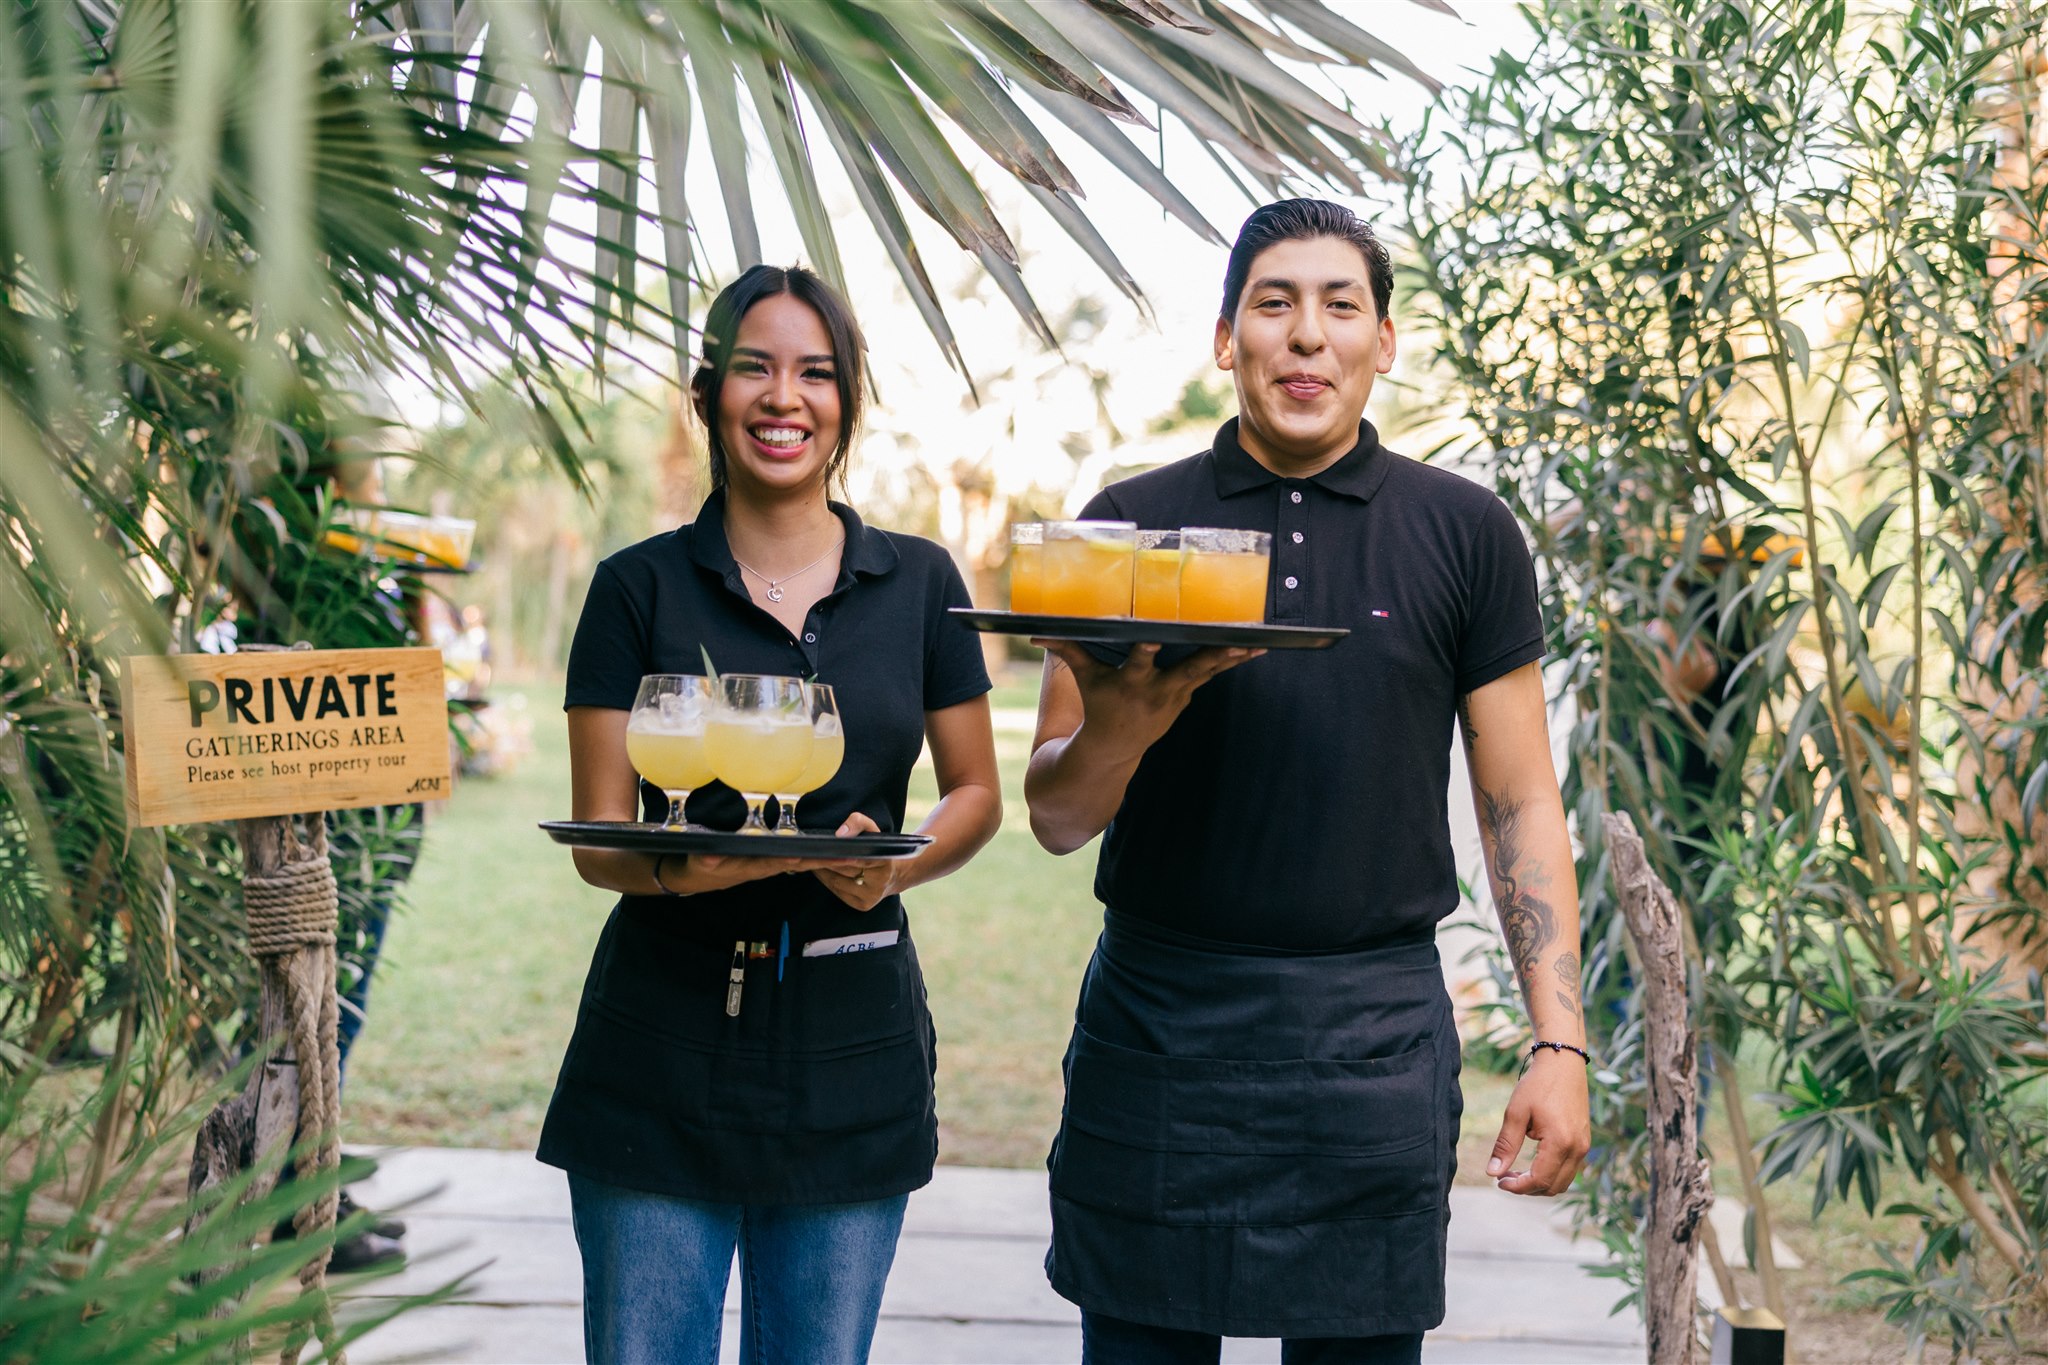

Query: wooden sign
[{"left": 121, "top": 648, "right": 452, "bottom": 827}]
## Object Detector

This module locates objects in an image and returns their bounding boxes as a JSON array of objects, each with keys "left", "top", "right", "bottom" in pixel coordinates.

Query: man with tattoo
[{"left": 1027, "top": 200, "right": 1590, "bottom": 1363}]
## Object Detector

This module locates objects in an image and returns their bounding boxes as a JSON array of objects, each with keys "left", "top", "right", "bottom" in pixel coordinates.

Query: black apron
[
  {"left": 1045, "top": 913, "right": 1461, "bottom": 1338},
  {"left": 538, "top": 907, "right": 938, "bottom": 1206}
]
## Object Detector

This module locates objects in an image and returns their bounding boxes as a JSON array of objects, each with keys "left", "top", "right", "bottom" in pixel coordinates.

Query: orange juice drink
[
  {"left": 1042, "top": 521, "right": 1136, "bottom": 617},
  {"left": 705, "top": 713, "right": 814, "bottom": 794},
  {"left": 1178, "top": 528, "right": 1271, "bottom": 623},
  {"left": 1010, "top": 524, "right": 1044, "bottom": 613},
  {"left": 626, "top": 722, "right": 716, "bottom": 792},
  {"left": 1132, "top": 531, "right": 1182, "bottom": 620}
]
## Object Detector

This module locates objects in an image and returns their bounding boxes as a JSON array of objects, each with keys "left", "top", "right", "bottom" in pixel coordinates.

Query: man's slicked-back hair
[
  {"left": 690, "top": 264, "right": 868, "bottom": 493},
  {"left": 1220, "top": 199, "right": 1393, "bottom": 324}
]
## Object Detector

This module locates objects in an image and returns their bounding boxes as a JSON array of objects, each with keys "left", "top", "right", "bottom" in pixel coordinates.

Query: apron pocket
[
  {"left": 1051, "top": 1026, "right": 1441, "bottom": 1225},
  {"left": 786, "top": 937, "right": 920, "bottom": 1049},
  {"left": 576, "top": 1001, "right": 931, "bottom": 1136},
  {"left": 572, "top": 1001, "right": 793, "bottom": 1132},
  {"left": 787, "top": 1034, "right": 932, "bottom": 1133}
]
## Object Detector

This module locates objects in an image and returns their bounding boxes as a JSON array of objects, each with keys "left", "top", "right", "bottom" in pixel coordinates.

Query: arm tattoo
[
  {"left": 1478, "top": 786, "right": 1564, "bottom": 1016},
  {"left": 1458, "top": 693, "right": 1477, "bottom": 751},
  {"left": 1554, "top": 949, "right": 1582, "bottom": 1021}
]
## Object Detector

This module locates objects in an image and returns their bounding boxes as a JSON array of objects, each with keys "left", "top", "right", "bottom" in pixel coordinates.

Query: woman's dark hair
[
  {"left": 1219, "top": 199, "right": 1393, "bottom": 325},
  {"left": 690, "top": 264, "right": 868, "bottom": 492}
]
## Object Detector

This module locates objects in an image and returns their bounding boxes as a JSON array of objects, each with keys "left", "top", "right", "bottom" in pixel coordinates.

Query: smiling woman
[
  {"left": 690, "top": 267, "right": 867, "bottom": 500},
  {"left": 546, "top": 267, "right": 1004, "bottom": 1364}
]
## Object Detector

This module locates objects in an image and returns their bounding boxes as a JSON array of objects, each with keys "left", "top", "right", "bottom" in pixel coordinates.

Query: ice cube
[{"left": 814, "top": 714, "right": 842, "bottom": 739}]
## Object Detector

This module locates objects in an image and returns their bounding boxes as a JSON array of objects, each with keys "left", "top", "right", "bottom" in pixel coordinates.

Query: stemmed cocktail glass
[
  {"left": 772, "top": 683, "right": 845, "bottom": 835},
  {"left": 627, "top": 675, "right": 716, "bottom": 829},
  {"left": 704, "top": 674, "right": 815, "bottom": 835}
]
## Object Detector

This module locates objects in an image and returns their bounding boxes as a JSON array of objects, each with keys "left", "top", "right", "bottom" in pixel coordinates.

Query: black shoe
[
  {"left": 340, "top": 1189, "right": 407, "bottom": 1240},
  {"left": 273, "top": 1190, "right": 406, "bottom": 1242},
  {"left": 326, "top": 1229, "right": 406, "bottom": 1274}
]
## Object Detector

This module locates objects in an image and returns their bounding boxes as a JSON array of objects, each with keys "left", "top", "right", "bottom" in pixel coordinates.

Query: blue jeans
[
  {"left": 1081, "top": 1311, "right": 1423, "bottom": 1364},
  {"left": 568, "top": 1172, "right": 907, "bottom": 1365}
]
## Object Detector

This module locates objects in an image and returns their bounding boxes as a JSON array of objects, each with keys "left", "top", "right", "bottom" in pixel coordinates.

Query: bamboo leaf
[
  {"left": 670, "top": 3, "right": 762, "bottom": 269},
  {"left": 972, "top": 0, "right": 1148, "bottom": 122},
  {"left": 736, "top": 50, "right": 849, "bottom": 297},
  {"left": 591, "top": 54, "right": 644, "bottom": 368},
  {"left": 780, "top": 22, "right": 1018, "bottom": 263},
  {"left": 893, "top": 18, "right": 1084, "bottom": 194},
  {"left": 1027, "top": 86, "right": 1225, "bottom": 243},
  {"left": 646, "top": 93, "right": 695, "bottom": 382},
  {"left": 808, "top": 92, "right": 975, "bottom": 390},
  {"left": 1252, "top": 0, "right": 1444, "bottom": 95},
  {"left": 1195, "top": 0, "right": 1328, "bottom": 63},
  {"left": 976, "top": 243, "right": 1060, "bottom": 350},
  {"left": 1031, "top": 0, "right": 1289, "bottom": 176},
  {"left": 1144, "top": 5, "right": 1368, "bottom": 138},
  {"left": 1026, "top": 184, "right": 1148, "bottom": 313}
]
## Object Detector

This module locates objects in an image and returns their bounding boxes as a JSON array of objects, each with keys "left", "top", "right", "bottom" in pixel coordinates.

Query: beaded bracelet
[{"left": 1529, "top": 1040, "right": 1591, "bottom": 1065}]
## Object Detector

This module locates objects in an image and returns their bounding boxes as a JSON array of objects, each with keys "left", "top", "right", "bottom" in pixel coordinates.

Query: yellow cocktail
[
  {"left": 1042, "top": 521, "right": 1137, "bottom": 617},
  {"left": 629, "top": 674, "right": 716, "bottom": 827},
  {"left": 626, "top": 724, "right": 715, "bottom": 793},
  {"left": 1133, "top": 532, "right": 1181, "bottom": 620},
  {"left": 790, "top": 728, "right": 845, "bottom": 793},
  {"left": 774, "top": 683, "right": 847, "bottom": 834},
  {"left": 1010, "top": 524, "right": 1044, "bottom": 613},
  {"left": 708, "top": 675, "right": 814, "bottom": 833},
  {"left": 705, "top": 714, "right": 815, "bottom": 794},
  {"left": 1179, "top": 528, "right": 1272, "bottom": 623}
]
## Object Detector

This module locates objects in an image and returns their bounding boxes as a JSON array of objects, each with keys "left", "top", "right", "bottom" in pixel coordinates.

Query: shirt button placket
[{"left": 1275, "top": 484, "right": 1308, "bottom": 623}]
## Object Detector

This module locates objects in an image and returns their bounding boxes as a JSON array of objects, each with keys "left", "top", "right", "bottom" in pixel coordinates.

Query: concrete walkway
[{"left": 340, "top": 1149, "right": 1643, "bottom": 1364}]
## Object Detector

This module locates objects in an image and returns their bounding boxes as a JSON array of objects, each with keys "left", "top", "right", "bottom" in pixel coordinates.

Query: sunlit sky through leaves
[{"left": 404, "top": 1, "right": 1539, "bottom": 501}]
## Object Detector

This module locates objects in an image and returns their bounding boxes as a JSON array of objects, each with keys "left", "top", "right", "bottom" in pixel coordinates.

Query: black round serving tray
[
  {"left": 539, "top": 821, "right": 929, "bottom": 860},
  {"left": 950, "top": 608, "right": 1347, "bottom": 650}
]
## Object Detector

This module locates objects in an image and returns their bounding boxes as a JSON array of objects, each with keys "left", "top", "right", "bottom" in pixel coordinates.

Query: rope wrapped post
[
  {"left": 245, "top": 819, "right": 344, "bottom": 1365},
  {"left": 1604, "top": 810, "right": 1714, "bottom": 1365},
  {"left": 184, "top": 644, "right": 348, "bottom": 1365}
]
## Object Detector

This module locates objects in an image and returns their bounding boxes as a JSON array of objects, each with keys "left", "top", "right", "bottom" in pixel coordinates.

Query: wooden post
[
  {"left": 183, "top": 821, "right": 332, "bottom": 1226},
  {"left": 180, "top": 641, "right": 347, "bottom": 1364},
  {"left": 1605, "top": 811, "right": 1715, "bottom": 1365}
]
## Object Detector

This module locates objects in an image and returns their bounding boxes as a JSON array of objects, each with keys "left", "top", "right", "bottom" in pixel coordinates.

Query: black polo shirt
[
  {"left": 537, "top": 491, "right": 989, "bottom": 1204},
  {"left": 560, "top": 488, "right": 990, "bottom": 945},
  {"left": 1077, "top": 417, "right": 1542, "bottom": 950}
]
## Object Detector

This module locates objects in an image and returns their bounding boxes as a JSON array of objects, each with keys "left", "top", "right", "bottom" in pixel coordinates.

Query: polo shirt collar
[
  {"left": 1210, "top": 417, "right": 1390, "bottom": 504},
  {"left": 689, "top": 487, "right": 899, "bottom": 582}
]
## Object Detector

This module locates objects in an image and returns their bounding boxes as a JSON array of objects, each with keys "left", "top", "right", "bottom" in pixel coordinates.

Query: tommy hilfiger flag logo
[{"left": 1371, "top": 609, "right": 1390, "bottom": 618}]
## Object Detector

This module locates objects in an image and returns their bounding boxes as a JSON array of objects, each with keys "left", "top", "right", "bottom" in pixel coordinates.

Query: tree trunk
[
  {"left": 537, "top": 529, "right": 576, "bottom": 671},
  {"left": 1605, "top": 811, "right": 1714, "bottom": 1365},
  {"left": 656, "top": 402, "right": 703, "bottom": 531}
]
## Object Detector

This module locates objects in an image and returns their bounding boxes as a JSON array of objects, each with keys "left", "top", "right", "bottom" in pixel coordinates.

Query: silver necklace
[{"left": 732, "top": 537, "right": 844, "bottom": 603}]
